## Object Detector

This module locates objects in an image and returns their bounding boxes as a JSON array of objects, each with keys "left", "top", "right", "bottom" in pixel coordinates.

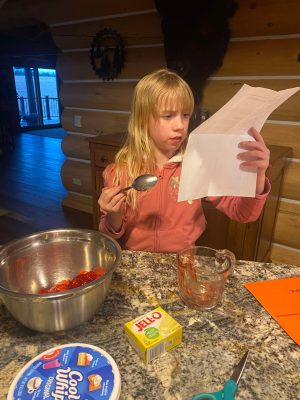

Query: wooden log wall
[
  {"left": 1, "top": 0, "right": 299, "bottom": 265},
  {"left": 202, "top": 0, "right": 300, "bottom": 265},
  {"left": 52, "top": 0, "right": 164, "bottom": 215}
]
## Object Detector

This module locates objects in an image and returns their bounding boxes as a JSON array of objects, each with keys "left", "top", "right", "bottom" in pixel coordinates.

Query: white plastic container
[{"left": 7, "top": 343, "right": 121, "bottom": 400}]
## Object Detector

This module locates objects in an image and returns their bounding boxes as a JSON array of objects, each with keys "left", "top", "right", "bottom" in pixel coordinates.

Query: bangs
[
  {"left": 133, "top": 69, "right": 194, "bottom": 120},
  {"left": 153, "top": 84, "right": 194, "bottom": 116}
]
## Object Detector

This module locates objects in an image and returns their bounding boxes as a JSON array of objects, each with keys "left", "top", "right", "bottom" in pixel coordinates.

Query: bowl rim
[{"left": 0, "top": 228, "right": 122, "bottom": 300}]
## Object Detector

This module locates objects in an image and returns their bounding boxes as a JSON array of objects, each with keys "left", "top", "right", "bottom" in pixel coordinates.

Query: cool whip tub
[
  {"left": 7, "top": 343, "right": 121, "bottom": 400},
  {"left": 124, "top": 306, "right": 182, "bottom": 363}
]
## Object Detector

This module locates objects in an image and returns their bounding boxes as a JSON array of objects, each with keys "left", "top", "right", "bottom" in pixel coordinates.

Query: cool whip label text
[{"left": 51, "top": 367, "right": 83, "bottom": 400}]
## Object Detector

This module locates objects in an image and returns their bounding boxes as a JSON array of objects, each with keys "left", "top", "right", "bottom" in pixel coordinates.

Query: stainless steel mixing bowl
[{"left": 0, "top": 229, "right": 121, "bottom": 332}]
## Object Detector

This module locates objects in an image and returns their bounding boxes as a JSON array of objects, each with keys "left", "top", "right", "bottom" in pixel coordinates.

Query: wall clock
[{"left": 90, "top": 28, "right": 125, "bottom": 81}]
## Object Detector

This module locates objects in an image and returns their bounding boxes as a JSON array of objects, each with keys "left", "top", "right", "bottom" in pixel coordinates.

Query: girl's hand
[
  {"left": 238, "top": 127, "right": 270, "bottom": 194},
  {"left": 98, "top": 186, "right": 126, "bottom": 231}
]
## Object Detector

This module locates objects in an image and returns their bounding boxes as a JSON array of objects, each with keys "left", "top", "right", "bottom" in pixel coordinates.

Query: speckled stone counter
[{"left": 0, "top": 251, "right": 299, "bottom": 399}]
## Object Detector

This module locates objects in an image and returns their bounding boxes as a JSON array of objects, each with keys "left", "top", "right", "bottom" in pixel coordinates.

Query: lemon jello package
[{"left": 124, "top": 306, "right": 182, "bottom": 363}]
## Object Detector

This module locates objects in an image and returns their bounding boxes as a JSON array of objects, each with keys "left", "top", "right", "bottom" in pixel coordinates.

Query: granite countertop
[{"left": 0, "top": 251, "right": 299, "bottom": 399}]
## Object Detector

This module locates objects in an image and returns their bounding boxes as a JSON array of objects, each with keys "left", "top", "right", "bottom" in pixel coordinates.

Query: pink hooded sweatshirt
[{"left": 99, "top": 158, "right": 270, "bottom": 253}]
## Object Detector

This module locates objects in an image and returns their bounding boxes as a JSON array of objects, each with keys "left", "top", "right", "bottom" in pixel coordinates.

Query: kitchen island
[{"left": 0, "top": 251, "right": 299, "bottom": 399}]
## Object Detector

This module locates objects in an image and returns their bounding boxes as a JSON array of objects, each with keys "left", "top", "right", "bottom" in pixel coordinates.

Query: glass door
[
  {"left": 38, "top": 68, "right": 60, "bottom": 126},
  {"left": 13, "top": 66, "right": 60, "bottom": 129}
]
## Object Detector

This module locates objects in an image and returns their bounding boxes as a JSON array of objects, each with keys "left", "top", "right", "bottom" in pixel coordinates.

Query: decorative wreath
[{"left": 90, "top": 28, "right": 125, "bottom": 81}]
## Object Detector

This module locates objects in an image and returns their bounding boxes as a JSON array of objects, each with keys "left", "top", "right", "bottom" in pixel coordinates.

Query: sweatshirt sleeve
[
  {"left": 98, "top": 164, "right": 127, "bottom": 240},
  {"left": 207, "top": 177, "right": 271, "bottom": 223}
]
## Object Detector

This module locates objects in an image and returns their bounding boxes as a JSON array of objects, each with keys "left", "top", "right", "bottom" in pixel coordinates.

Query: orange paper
[{"left": 244, "top": 276, "right": 300, "bottom": 346}]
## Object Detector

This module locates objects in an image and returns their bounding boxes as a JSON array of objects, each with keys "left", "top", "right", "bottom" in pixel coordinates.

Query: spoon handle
[{"left": 120, "top": 186, "right": 132, "bottom": 193}]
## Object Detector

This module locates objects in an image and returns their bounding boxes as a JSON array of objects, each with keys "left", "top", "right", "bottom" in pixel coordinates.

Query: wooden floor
[{"left": 0, "top": 133, "right": 93, "bottom": 245}]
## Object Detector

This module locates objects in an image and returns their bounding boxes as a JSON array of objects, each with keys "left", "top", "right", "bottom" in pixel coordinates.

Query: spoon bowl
[{"left": 122, "top": 174, "right": 158, "bottom": 192}]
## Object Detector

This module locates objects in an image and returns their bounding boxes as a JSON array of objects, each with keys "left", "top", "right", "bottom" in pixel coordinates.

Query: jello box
[{"left": 124, "top": 306, "right": 182, "bottom": 363}]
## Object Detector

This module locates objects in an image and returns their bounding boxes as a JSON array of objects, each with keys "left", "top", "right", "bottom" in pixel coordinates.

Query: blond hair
[{"left": 114, "top": 68, "right": 194, "bottom": 207}]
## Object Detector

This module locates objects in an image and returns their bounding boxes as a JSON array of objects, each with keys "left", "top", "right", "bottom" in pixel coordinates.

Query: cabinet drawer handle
[{"left": 100, "top": 155, "right": 109, "bottom": 163}]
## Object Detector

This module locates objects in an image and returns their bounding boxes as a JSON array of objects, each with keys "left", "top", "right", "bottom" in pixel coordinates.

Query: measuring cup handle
[{"left": 218, "top": 249, "right": 236, "bottom": 277}]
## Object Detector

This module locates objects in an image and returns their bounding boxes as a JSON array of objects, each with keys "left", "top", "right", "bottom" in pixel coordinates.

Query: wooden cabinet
[
  {"left": 89, "top": 134, "right": 291, "bottom": 261},
  {"left": 89, "top": 133, "right": 127, "bottom": 228},
  {"left": 196, "top": 145, "right": 292, "bottom": 261}
]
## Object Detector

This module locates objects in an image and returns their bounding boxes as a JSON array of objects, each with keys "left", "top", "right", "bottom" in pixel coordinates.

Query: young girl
[{"left": 98, "top": 69, "right": 270, "bottom": 252}]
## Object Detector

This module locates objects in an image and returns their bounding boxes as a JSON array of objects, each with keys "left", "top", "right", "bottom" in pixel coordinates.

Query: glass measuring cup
[{"left": 177, "top": 246, "right": 235, "bottom": 311}]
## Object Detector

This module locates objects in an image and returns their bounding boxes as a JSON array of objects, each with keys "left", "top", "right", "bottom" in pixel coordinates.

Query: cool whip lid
[{"left": 7, "top": 343, "right": 121, "bottom": 400}]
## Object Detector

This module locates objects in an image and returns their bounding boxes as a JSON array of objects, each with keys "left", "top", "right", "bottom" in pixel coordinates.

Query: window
[{"left": 13, "top": 67, "right": 61, "bottom": 129}]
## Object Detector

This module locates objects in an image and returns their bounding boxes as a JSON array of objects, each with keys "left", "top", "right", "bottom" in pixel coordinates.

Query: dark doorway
[{"left": 0, "top": 20, "right": 61, "bottom": 150}]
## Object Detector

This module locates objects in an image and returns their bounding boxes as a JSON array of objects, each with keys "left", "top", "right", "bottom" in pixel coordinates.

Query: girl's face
[{"left": 148, "top": 105, "right": 191, "bottom": 162}]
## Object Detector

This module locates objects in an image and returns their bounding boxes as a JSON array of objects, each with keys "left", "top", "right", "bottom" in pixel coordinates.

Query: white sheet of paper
[{"left": 178, "top": 84, "right": 300, "bottom": 201}]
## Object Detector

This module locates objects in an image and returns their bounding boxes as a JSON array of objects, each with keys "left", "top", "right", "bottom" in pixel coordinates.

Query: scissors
[{"left": 192, "top": 350, "right": 249, "bottom": 400}]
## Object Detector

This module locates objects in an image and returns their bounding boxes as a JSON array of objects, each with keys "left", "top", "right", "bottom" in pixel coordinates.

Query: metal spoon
[{"left": 121, "top": 174, "right": 158, "bottom": 192}]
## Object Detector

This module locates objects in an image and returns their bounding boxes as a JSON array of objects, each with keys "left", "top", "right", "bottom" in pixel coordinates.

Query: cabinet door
[
  {"left": 255, "top": 167, "right": 283, "bottom": 261},
  {"left": 94, "top": 148, "right": 118, "bottom": 168},
  {"left": 196, "top": 200, "right": 231, "bottom": 250},
  {"left": 93, "top": 169, "right": 105, "bottom": 227},
  {"left": 196, "top": 200, "right": 257, "bottom": 260},
  {"left": 196, "top": 149, "right": 289, "bottom": 261},
  {"left": 90, "top": 143, "right": 120, "bottom": 229}
]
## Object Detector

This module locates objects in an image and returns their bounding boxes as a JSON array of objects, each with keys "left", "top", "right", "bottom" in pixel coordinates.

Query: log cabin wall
[
  {"left": 200, "top": 0, "right": 300, "bottom": 266},
  {"left": 0, "top": 0, "right": 299, "bottom": 265},
  {"left": 50, "top": 0, "right": 165, "bottom": 215}
]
